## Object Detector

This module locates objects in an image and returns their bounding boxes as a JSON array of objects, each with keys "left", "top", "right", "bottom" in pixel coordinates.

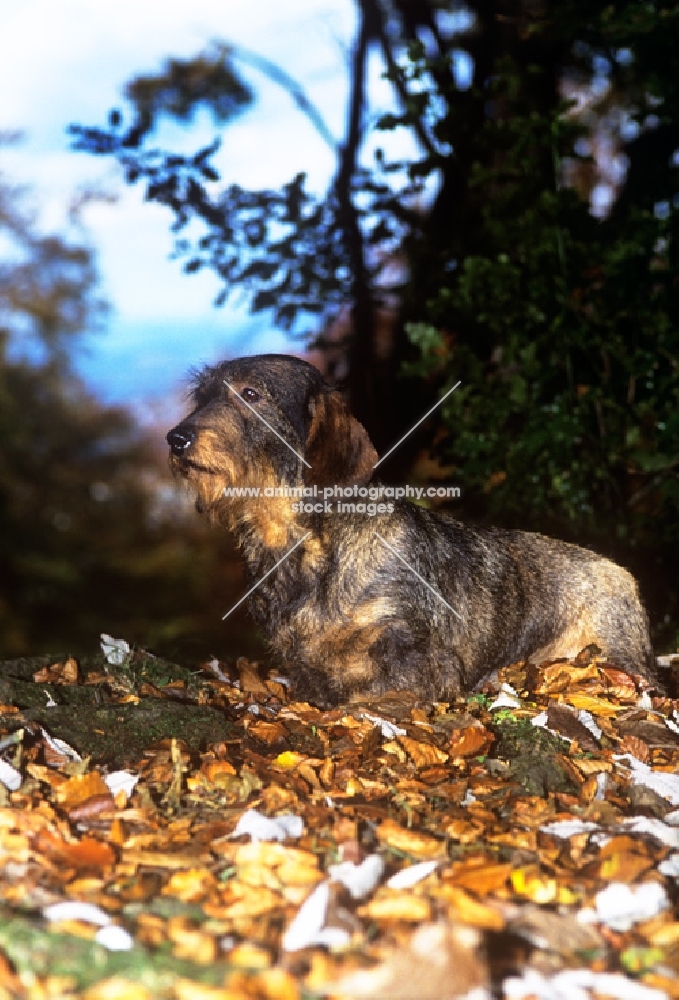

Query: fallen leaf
[
  {"left": 54, "top": 771, "right": 113, "bottom": 810},
  {"left": 448, "top": 725, "right": 494, "bottom": 757},
  {"left": 357, "top": 888, "right": 431, "bottom": 922},
  {"left": 33, "top": 656, "right": 79, "bottom": 684},
  {"left": 398, "top": 735, "right": 449, "bottom": 767},
  {"left": 376, "top": 819, "right": 446, "bottom": 859},
  {"left": 83, "top": 978, "right": 152, "bottom": 1000},
  {"left": 37, "top": 832, "right": 116, "bottom": 871},
  {"left": 566, "top": 693, "right": 628, "bottom": 717},
  {"left": 238, "top": 658, "right": 269, "bottom": 695},
  {"left": 446, "top": 860, "right": 512, "bottom": 894}
]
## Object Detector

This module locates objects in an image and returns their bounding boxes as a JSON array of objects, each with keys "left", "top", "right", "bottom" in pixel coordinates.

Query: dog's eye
[{"left": 241, "top": 387, "right": 261, "bottom": 403}]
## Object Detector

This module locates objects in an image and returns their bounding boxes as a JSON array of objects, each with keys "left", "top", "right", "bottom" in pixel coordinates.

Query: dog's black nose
[{"left": 167, "top": 427, "right": 195, "bottom": 455}]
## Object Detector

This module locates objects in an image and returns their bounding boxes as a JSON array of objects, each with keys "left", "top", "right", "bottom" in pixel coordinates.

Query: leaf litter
[{"left": 0, "top": 643, "right": 676, "bottom": 997}]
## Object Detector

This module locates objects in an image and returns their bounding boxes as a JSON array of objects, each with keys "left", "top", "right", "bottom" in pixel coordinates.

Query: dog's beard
[{"left": 170, "top": 456, "right": 232, "bottom": 519}]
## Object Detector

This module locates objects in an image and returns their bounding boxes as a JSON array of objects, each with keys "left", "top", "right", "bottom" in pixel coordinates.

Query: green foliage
[{"left": 391, "top": 4, "right": 679, "bottom": 642}]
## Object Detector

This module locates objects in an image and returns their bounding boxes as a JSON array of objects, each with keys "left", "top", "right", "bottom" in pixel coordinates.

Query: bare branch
[{"left": 216, "top": 41, "right": 337, "bottom": 152}]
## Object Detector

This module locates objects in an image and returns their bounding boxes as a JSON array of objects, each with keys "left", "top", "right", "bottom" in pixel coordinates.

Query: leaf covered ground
[{"left": 0, "top": 645, "right": 678, "bottom": 999}]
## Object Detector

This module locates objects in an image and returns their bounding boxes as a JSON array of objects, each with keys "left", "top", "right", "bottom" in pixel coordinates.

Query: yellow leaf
[
  {"left": 82, "top": 978, "right": 154, "bottom": 1000},
  {"left": 54, "top": 771, "right": 111, "bottom": 808},
  {"left": 377, "top": 819, "right": 445, "bottom": 859},
  {"left": 274, "top": 751, "right": 306, "bottom": 769},
  {"left": 223, "top": 882, "right": 282, "bottom": 918},
  {"left": 437, "top": 885, "right": 505, "bottom": 930},
  {"left": 345, "top": 776, "right": 364, "bottom": 796},
  {"left": 511, "top": 867, "right": 558, "bottom": 903},
  {"left": 167, "top": 917, "right": 217, "bottom": 964},
  {"left": 174, "top": 979, "right": 245, "bottom": 1000},
  {"left": 566, "top": 693, "right": 627, "bottom": 716},
  {"left": 258, "top": 969, "right": 300, "bottom": 1000},
  {"left": 162, "top": 868, "right": 217, "bottom": 903},
  {"left": 358, "top": 888, "right": 431, "bottom": 921},
  {"left": 444, "top": 817, "right": 485, "bottom": 844},
  {"left": 228, "top": 942, "right": 270, "bottom": 969},
  {"left": 648, "top": 923, "right": 679, "bottom": 948}
]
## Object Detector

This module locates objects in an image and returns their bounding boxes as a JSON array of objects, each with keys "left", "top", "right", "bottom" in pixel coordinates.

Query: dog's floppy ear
[{"left": 304, "top": 388, "right": 377, "bottom": 487}]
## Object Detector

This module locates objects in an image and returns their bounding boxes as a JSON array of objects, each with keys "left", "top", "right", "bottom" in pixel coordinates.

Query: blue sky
[{"left": 2, "top": 0, "right": 406, "bottom": 413}]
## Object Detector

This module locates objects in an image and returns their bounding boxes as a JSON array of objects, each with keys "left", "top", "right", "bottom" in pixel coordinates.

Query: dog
[{"left": 167, "top": 354, "right": 661, "bottom": 706}]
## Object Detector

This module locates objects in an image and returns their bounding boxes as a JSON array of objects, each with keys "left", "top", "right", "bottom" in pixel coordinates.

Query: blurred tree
[
  {"left": 0, "top": 150, "right": 255, "bottom": 659},
  {"left": 70, "top": 2, "right": 679, "bottom": 646}
]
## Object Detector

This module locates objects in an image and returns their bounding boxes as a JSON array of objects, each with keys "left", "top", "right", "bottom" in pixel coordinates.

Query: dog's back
[{"left": 423, "top": 510, "right": 657, "bottom": 686}]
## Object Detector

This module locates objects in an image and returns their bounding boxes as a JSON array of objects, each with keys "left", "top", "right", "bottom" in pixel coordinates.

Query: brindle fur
[{"left": 167, "top": 354, "right": 661, "bottom": 706}]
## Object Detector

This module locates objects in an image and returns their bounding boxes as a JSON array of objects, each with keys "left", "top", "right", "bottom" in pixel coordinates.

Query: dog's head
[{"left": 166, "top": 354, "right": 377, "bottom": 517}]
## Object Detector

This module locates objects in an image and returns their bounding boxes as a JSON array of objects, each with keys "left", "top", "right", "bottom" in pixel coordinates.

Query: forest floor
[{"left": 0, "top": 643, "right": 678, "bottom": 999}]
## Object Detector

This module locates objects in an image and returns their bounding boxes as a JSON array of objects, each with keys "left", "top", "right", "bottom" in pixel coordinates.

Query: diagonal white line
[
  {"left": 373, "top": 531, "right": 463, "bottom": 621},
  {"left": 223, "top": 380, "right": 311, "bottom": 468},
  {"left": 373, "top": 380, "right": 461, "bottom": 470},
  {"left": 222, "top": 531, "right": 311, "bottom": 620}
]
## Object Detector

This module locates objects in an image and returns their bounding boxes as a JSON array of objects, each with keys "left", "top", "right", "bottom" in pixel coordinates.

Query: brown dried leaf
[
  {"left": 68, "top": 795, "right": 116, "bottom": 823},
  {"left": 445, "top": 860, "right": 512, "bottom": 894},
  {"left": 510, "top": 906, "right": 604, "bottom": 956},
  {"left": 436, "top": 885, "right": 505, "bottom": 930},
  {"left": 36, "top": 831, "right": 116, "bottom": 872},
  {"left": 376, "top": 819, "right": 446, "bottom": 859},
  {"left": 546, "top": 703, "right": 600, "bottom": 751},
  {"left": 618, "top": 734, "right": 651, "bottom": 762},
  {"left": 237, "top": 657, "right": 269, "bottom": 695},
  {"left": 319, "top": 757, "right": 335, "bottom": 788},
  {"left": 570, "top": 758, "right": 613, "bottom": 777},
  {"left": 596, "top": 849, "right": 654, "bottom": 882},
  {"left": 600, "top": 665, "right": 639, "bottom": 700},
  {"left": 397, "top": 735, "right": 449, "bottom": 767},
  {"left": 448, "top": 725, "right": 493, "bottom": 757},
  {"left": 357, "top": 888, "right": 431, "bottom": 922},
  {"left": 54, "top": 771, "right": 112, "bottom": 810},
  {"left": 33, "top": 656, "right": 79, "bottom": 685},
  {"left": 249, "top": 720, "right": 289, "bottom": 744},
  {"left": 444, "top": 816, "right": 486, "bottom": 844},
  {"left": 618, "top": 720, "right": 679, "bottom": 748}
]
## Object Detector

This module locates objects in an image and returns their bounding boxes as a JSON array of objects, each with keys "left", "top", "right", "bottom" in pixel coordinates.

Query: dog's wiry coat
[{"left": 167, "top": 354, "right": 661, "bottom": 706}]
